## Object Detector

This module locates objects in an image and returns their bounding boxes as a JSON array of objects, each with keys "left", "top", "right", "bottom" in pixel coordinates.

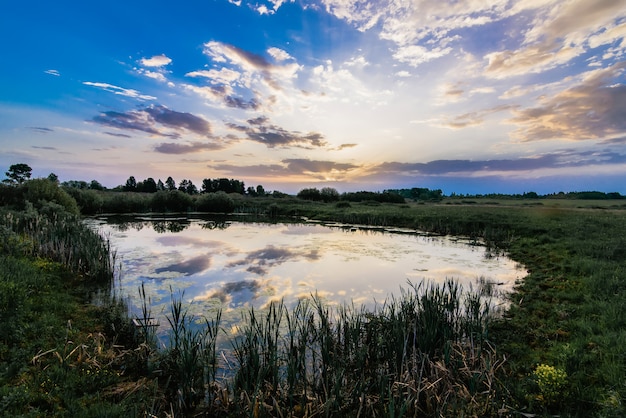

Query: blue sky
[{"left": 1, "top": 0, "right": 625, "bottom": 195}]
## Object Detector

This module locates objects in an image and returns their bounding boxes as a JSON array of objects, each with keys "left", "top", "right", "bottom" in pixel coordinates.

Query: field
[{"left": 1, "top": 182, "right": 625, "bottom": 417}]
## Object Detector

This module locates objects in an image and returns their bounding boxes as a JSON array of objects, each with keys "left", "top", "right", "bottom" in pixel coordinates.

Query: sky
[{"left": 1, "top": 0, "right": 626, "bottom": 195}]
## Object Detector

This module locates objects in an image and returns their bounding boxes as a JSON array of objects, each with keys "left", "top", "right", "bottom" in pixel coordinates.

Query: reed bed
[
  {"left": 135, "top": 279, "right": 505, "bottom": 417},
  {"left": 1, "top": 205, "right": 115, "bottom": 284}
]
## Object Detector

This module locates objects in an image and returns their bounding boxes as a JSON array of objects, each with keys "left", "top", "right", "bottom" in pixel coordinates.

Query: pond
[{"left": 87, "top": 214, "right": 525, "bottom": 334}]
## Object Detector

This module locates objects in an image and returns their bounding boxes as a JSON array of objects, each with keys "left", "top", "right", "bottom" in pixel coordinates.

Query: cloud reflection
[
  {"left": 227, "top": 245, "right": 321, "bottom": 276},
  {"left": 154, "top": 254, "right": 211, "bottom": 275}
]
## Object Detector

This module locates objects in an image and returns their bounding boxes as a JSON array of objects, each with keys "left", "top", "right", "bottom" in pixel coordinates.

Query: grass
[{"left": 2, "top": 183, "right": 626, "bottom": 416}]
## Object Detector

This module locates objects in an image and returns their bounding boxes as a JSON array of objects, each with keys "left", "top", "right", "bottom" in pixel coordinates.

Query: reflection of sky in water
[{"left": 89, "top": 217, "right": 525, "bottom": 332}]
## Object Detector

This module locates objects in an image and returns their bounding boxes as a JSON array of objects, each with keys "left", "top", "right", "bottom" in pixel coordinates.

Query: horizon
[{"left": 1, "top": 1, "right": 625, "bottom": 195}]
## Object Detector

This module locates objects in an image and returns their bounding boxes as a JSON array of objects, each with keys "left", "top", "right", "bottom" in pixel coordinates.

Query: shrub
[
  {"left": 195, "top": 191, "right": 235, "bottom": 213},
  {"left": 21, "top": 179, "right": 80, "bottom": 215},
  {"left": 151, "top": 190, "right": 193, "bottom": 212}
]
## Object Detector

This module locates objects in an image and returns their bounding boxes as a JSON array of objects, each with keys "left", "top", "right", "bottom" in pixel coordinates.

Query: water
[{"left": 88, "top": 214, "right": 525, "bottom": 332}]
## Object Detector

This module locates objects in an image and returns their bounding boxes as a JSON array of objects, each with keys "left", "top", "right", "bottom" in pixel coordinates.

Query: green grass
[{"left": 3, "top": 184, "right": 626, "bottom": 417}]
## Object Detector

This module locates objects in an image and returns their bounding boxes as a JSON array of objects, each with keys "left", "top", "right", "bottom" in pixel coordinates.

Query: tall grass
[{"left": 2, "top": 203, "right": 115, "bottom": 284}]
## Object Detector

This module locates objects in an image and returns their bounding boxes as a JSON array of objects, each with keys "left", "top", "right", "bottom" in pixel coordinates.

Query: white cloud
[
  {"left": 139, "top": 69, "right": 168, "bottom": 82},
  {"left": 44, "top": 69, "right": 60, "bottom": 76},
  {"left": 267, "top": 47, "right": 293, "bottom": 62},
  {"left": 140, "top": 54, "right": 172, "bottom": 67},
  {"left": 186, "top": 68, "right": 241, "bottom": 84},
  {"left": 393, "top": 45, "right": 452, "bottom": 67},
  {"left": 83, "top": 82, "right": 156, "bottom": 101}
]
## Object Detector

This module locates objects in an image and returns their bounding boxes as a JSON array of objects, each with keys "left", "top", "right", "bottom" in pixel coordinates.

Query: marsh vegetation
[{"left": 1, "top": 178, "right": 625, "bottom": 417}]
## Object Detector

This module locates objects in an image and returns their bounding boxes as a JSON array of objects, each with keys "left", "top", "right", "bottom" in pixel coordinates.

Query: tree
[
  {"left": 141, "top": 177, "right": 158, "bottom": 193},
  {"left": 256, "top": 185, "right": 265, "bottom": 196},
  {"left": 124, "top": 176, "right": 137, "bottom": 192},
  {"left": 297, "top": 188, "right": 322, "bottom": 201},
  {"left": 89, "top": 180, "right": 104, "bottom": 190},
  {"left": 165, "top": 176, "right": 176, "bottom": 191},
  {"left": 4, "top": 163, "right": 32, "bottom": 185},
  {"left": 157, "top": 179, "right": 165, "bottom": 191},
  {"left": 47, "top": 173, "right": 59, "bottom": 184},
  {"left": 320, "top": 187, "right": 339, "bottom": 202},
  {"left": 178, "top": 179, "right": 198, "bottom": 195}
]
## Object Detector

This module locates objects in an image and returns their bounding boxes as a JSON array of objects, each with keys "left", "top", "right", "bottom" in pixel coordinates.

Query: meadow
[{"left": 1, "top": 181, "right": 625, "bottom": 417}]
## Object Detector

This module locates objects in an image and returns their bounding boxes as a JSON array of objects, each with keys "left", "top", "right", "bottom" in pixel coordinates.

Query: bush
[
  {"left": 20, "top": 179, "right": 80, "bottom": 215},
  {"left": 64, "top": 188, "right": 104, "bottom": 215},
  {"left": 195, "top": 192, "right": 235, "bottom": 213},
  {"left": 151, "top": 190, "right": 193, "bottom": 212}
]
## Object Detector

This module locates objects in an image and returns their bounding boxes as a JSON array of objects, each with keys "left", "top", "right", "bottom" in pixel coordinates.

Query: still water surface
[{"left": 88, "top": 215, "right": 525, "bottom": 330}]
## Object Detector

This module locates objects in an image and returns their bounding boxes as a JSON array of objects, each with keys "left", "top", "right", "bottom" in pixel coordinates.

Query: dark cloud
[
  {"left": 144, "top": 105, "right": 211, "bottom": 136},
  {"left": 224, "top": 95, "right": 260, "bottom": 110},
  {"left": 336, "top": 143, "right": 358, "bottom": 150},
  {"left": 104, "top": 131, "right": 132, "bottom": 138},
  {"left": 154, "top": 255, "right": 211, "bottom": 275},
  {"left": 226, "top": 116, "right": 327, "bottom": 148},
  {"left": 91, "top": 105, "right": 212, "bottom": 138},
  {"left": 283, "top": 158, "right": 360, "bottom": 174},
  {"left": 227, "top": 245, "right": 320, "bottom": 276},
  {"left": 228, "top": 44, "right": 274, "bottom": 70},
  {"left": 371, "top": 150, "right": 626, "bottom": 177},
  {"left": 155, "top": 141, "right": 227, "bottom": 154},
  {"left": 29, "top": 127, "right": 53, "bottom": 133},
  {"left": 31, "top": 146, "right": 57, "bottom": 150},
  {"left": 212, "top": 163, "right": 287, "bottom": 177}
]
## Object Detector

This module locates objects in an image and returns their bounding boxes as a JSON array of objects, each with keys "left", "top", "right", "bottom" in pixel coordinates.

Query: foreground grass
[{"left": 259, "top": 198, "right": 626, "bottom": 416}]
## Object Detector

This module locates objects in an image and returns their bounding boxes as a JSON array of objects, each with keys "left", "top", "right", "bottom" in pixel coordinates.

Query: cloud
[
  {"left": 29, "top": 127, "right": 54, "bottom": 133},
  {"left": 226, "top": 116, "right": 327, "bottom": 148},
  {"left": 154, "top": 141, "right": 228, "bottom": 154},
  {"left": 91, "top": 105, "right": 212, "bottom": 138},
  {"left": 83, "top": 81, "right": 156, "bottom": 100},
  {"left": 103, "top": 131, "right": 132, "bottom": 138},
  {"left": 369, "top": 149, "right": 626, "bottom": 178},
  {"left": 31, "top": 146, "right": 57, "bottom": 150},
  {"left": 509, "top": 62, "right": 626, "bottom": 141},
  {"left": 282, "top": 158, "right": 360, "bottom": 176},
  {"left": 438, "top": 104, "right": 517, "bottom": 129},
  {"left": 393, "top": 45, "right": 452, "bottom": 67},
  {"left": 211, "top": 157, "right": 361, "bottom": 180},
  {"left": 227, "top": 245, "right": 320, "bottom": 276},
  {"left": 267, "top": 47, "right": 293, "bottom": 62},
  {"left": 44, "top": 69, "right": 60, "bottom": 76},
  {"left": 335, "top": 143, "right": 358, "bottom": 151},
  {"left": 485, "top": 0, "right": 626, "bottom": 78},
  {"left": 140, "top": 54, "right": 172, "bottom": 67},
  {"left": 182, "top": 41, "right": 301, "bottom": 111}
]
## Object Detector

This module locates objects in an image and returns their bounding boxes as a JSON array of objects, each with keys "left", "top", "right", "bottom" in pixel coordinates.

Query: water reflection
[{"left": 87, "top": 215, "right": 525, "bottom": 331}]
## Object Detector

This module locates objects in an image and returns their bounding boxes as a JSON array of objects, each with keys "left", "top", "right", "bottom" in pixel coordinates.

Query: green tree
[
  {"left": 256, "top": 185, "right": 265, "bottom": 196},
  {"left": 165, "top": 176, "right": 176, "bottom": 191},
  {"left": 124, "top": 176, "right": 137, "bottom": 192},
  {"left": 47, "top": 173, "right": 59, "bottom": 184},
  {"left": 141, "top": 177, "right": 158, "bottom": 193},
  {"left": 320, "top": 187, "right": 340, "bottom": 202},
  {"left": 4, "top": 163, "right": 32, "bottom": 185},
  {"left": 89, "top": 180, "right": 104, "bottom": 190}
]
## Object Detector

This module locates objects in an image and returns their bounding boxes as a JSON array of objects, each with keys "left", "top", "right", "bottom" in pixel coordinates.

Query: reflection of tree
[
  {"left": 200, "top": 220, "right": 229, "bottom": 230},
  {"left": 114, "top": 221, "right": 145, "bottom": 232},
  {"left": 152, "top": 220, "right": 190, "bottom": 233}
]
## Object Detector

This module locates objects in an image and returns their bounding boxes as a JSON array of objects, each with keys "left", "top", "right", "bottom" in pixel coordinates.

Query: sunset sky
[{"left": 1, "top": 0, "right": 626, "bottom": 194}]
